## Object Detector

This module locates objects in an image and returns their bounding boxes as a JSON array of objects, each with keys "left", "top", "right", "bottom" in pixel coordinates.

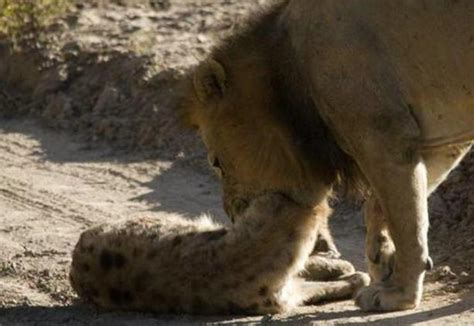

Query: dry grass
[{"left": 0, "top": 0, "right": 69, "bottom": 49}]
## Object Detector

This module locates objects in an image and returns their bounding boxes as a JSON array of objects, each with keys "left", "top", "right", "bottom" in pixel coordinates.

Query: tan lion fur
[{"left": 182, "top": 0, "right": 474, "bottom": 312}]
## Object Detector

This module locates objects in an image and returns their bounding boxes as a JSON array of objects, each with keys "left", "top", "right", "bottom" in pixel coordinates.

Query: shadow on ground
[
  {"left": 2, "top": 293, "right": 473, "bottom": 326},
  {"left": 131, "top": 162, "right": 227, "bottom": 220},
  {"left": 0, "top": 303, "right": 254, "bottom": 325},
  {"left": 0, "top": 119, "right": 224, "bottom": 220}
]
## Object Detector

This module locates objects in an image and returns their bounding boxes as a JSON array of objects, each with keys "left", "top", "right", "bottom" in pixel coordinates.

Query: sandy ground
[
  {"left": 0, "top": 119, "right": 472, "bottom": 325},
  {"left": 0, "top": 0, "right": 473, "bottom": 324}
]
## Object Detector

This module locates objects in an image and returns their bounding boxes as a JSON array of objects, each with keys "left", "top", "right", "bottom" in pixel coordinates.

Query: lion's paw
[{"left": 355, "top": 282, "right": 420, "bottom": 312}]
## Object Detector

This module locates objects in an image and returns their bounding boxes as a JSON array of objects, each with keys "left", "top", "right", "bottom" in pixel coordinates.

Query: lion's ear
[{"left": 193, "top": 59, "right": 227, "bottom": 103}]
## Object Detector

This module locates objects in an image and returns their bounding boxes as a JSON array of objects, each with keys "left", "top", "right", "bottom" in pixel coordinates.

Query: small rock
[
  {"left": 149, "top": 0, "right": 171, "bottom": 11},
  {"left": 459, "top": 272, "right": 474, "bottom": 285},
  {"left": 42, "top": 93, "right": 72, "bottom": 127},
  {"left": 93, "top": 86, "right": 119, "bottom": 114},
  {"left": 430, "top": 265, "right": 457, "bottom": 281}
]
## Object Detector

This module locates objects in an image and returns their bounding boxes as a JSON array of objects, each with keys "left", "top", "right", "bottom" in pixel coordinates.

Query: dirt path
[{"left": 0, "top": 118, "right": 472, "bottom": 325}]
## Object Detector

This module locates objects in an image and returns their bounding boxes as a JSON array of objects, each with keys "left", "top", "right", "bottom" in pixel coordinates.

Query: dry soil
[{"left": 0, "top": 1, "right": 472, "bottom": 325}]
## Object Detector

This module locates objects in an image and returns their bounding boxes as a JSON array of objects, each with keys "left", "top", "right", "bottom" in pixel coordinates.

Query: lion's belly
[{"left": 410, "top": 96, "right": 474, "bottom": 149}]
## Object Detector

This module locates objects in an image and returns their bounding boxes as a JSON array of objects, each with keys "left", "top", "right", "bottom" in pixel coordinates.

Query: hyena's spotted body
[{"left": 70, "top": 193, "right": 368, "bottom": 315}]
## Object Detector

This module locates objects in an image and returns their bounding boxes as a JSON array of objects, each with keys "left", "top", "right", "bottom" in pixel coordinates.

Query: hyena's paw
[
  {"left": 355, "top": 281, "right": 421, "bottom": 312},
  {"left": 366, "top": 234, "right": 396, "bottom": 282},
  {"left": 300, "top": 255, "right": 355, "bottom": 281},
  {"left": 340, "top": 271, "right": 371, "bottom": 293}
]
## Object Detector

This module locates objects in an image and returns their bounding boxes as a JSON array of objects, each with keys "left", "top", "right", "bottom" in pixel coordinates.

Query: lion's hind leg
[
  {"left": 311, "top": 214, "right": 341, "bottom": 259},
  {"left": 364, "top": 198, "right": 396, "bottom": 283}
]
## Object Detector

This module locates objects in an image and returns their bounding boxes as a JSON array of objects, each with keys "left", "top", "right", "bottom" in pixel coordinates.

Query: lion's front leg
[
  {"left": 355, "top": 157, "right": 431, "bottom": 312},
  {"left": 308, "top": 44, "right": 438, "bottom": 311},
  {"left": 315, "top": 85, "right": 431, "bottom": 310}
]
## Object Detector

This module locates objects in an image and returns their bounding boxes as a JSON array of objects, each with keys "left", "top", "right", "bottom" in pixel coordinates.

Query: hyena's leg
[
  {"left": 298, "top": 272, "right": 370, "bottom": 305},
  {"left": 364, "top": 143, "right": 471, "bottom": 283},
  {"left": 300, "top": 255, "right": 355, "bottom": 282}
]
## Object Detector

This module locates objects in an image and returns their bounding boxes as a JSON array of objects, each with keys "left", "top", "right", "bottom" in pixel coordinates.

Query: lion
[
  {"left": 182, "top": 0, "right": 474, "bottom": 312},
  {"left": 70, "top": 192, "right": 368, "bottom": 315}
]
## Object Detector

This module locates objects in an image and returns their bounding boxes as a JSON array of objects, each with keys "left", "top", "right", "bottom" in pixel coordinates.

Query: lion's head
[
  {"left": 181, "top": 57, "right": 340, "bottom": 220},
  {"left": 179, "top": 5, "right": 360, "bottom": 220}
]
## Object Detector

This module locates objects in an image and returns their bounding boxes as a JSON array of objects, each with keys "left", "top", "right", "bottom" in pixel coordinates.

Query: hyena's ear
[{"left": 193, "top": 59, "right": 227, "bottom": 103}]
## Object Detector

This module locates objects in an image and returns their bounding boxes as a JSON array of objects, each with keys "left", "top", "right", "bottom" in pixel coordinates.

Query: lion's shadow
[
  {"left": 131, "top": 160, "right": 229, "bottom": 224},
  {"left": 0, "top": 117, "right": 227, "bottom": 221}
]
